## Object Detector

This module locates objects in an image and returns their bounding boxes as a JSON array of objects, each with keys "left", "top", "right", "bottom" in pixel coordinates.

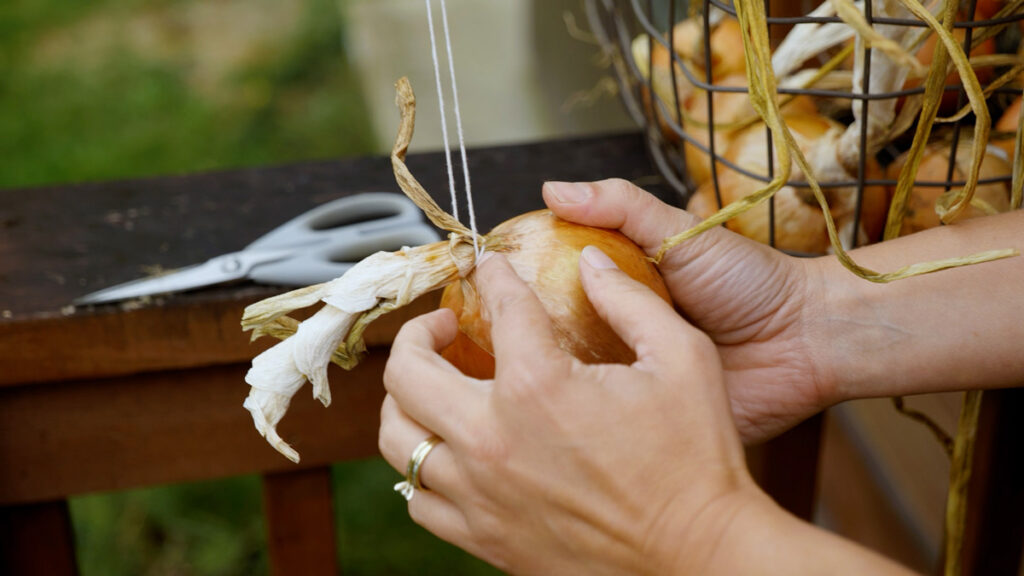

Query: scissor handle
[
  {"left": 248, "top": 223, "right": 441, "bottom": 286},
  {"left": 245, "top": 192, "right": 427, "bottom": 252}
]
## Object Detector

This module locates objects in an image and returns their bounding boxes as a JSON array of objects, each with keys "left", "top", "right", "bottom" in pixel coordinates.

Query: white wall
[{"left": 343, "top": 0, "right": 633, "bottom": 152}]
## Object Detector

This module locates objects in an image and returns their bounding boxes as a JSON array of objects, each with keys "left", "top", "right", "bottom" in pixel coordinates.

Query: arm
[{"left": 812, "top": 209, "right": 1024, "bottom": 402}]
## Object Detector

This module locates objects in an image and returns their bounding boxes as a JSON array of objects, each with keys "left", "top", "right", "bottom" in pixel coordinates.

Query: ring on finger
[{"left": 393, "top": 434, "right": 442, "bottom": 501}]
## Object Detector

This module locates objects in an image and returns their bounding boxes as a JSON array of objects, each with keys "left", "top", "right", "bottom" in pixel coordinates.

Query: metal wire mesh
[{"left": 585, "top": 0, "right": 1024, "bottom": 251}]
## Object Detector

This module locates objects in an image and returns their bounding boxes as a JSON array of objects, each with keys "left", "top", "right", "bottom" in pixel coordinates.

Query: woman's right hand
[{"left": 543, "top": 179, "right": 833, "bottom": 443}]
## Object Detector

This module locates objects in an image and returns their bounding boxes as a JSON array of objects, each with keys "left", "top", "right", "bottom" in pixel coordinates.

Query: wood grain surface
[{"left": 0, "top": 132, "right": 675, "bottom": 387}]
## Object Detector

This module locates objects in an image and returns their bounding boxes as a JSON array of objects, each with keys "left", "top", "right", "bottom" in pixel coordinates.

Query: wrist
[
  {"left": 797, "top": 256, "right": 847, "bottom": 407},
  {"left": 643, "top": 473, "right": 767, "bottom": 575},
  {"left": 654, "top": 483, "right": 915, "bottom": 575}
]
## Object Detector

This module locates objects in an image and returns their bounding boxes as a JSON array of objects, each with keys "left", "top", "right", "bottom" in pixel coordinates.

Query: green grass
[
  {"left": 70, "top": 461, "right": 500, "bottom": 576},
  {"left": 71, "top": 477, "right": 268, "bottom": 576},
  {"left": 5, "top": 0, "right": 499, "bottom": 573},
  {"left": 333, "top": 459, "right": 501, "bottom": 576},
  {"left": 0, "top": 0, "right": 376, "bottom": 190}
]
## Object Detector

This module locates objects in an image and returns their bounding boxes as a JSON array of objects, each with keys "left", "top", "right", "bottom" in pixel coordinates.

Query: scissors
[{"left": 74, "top": 192, "right": 441, "bottom": 305}]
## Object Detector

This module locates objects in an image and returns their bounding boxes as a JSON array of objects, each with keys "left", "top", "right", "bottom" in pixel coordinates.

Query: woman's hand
[
  {"left": 543, "top": 179, "right": 832, "bottom": 442},
  {"left": 379, "top": 248, "right": 757, "bottom": 574}
]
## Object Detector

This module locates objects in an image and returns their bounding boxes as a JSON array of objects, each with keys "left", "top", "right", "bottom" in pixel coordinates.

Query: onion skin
[{"left": 439, "top": 210, "right": 671, "bottom": 379}]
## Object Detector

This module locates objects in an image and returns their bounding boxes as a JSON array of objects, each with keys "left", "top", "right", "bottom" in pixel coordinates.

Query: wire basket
[{"left": 585, "top": 0, "right": 1024, "bottom": 254}]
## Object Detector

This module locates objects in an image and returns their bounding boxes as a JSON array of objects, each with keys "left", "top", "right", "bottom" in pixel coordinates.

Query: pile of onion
[
  {"left": 635, "top": 17, "right": 819, "bottom": 187},
  {"left": 687, "top": 113, "right": 889, "bottom": 253},
  {"left": 239, "top": 78, "right": 668, "bottom": 462}
]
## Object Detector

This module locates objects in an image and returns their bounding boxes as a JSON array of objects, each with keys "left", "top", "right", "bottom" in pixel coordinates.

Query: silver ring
[{"left": 394, "top": 435, "right": 442, "bottom": 501}]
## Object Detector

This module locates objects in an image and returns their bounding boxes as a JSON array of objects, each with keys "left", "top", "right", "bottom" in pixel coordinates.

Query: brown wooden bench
[{"left": 1, "top": 133, "right": 1016, "bottom": 574}]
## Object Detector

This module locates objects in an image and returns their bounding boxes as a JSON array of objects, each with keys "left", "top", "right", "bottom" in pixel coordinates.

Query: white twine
[{"left": 425, "top": 0, "right": 483, "bottom": 260}]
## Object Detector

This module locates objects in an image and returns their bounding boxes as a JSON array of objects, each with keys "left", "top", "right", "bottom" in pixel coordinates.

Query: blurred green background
[
  {"left": 0, "top": 0, "right": 377, "bottom": 190},
  {"left": 1, "top": 0, "right": 630, "bottom": 572}
]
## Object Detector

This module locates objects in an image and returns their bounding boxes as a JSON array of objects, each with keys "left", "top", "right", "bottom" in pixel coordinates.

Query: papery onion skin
[{"left": 439, "top": 210, "right": 671, "bottom": 379}]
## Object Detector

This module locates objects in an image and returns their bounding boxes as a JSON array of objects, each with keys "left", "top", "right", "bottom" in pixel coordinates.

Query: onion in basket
[
  {"left": 688, "top": 113, "right": 888, "bottom": 253},
  {"left": 887, "top": 139, "right": 1012, "bottom": 236}
]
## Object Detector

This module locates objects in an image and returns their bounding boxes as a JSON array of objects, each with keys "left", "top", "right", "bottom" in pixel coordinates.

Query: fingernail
[
  {"left": 546, "top": 181, "right": 591, "bottom": 204},
  {"left": 477, "top": 251, "right": 495, "bottom": 267},
  {"left": 581, "top": 245, "right": 618, "bottom": 270}
]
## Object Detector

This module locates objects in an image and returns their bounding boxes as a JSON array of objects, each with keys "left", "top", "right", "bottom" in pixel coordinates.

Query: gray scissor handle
[
  {"left": 245, "top": 192, "right": 428, "bottom": 252},
  {"left": 247, "top": 193, "right": 442, "bottom": 286},
  {"left": 248, "top": 224, "right": 441, "bottom": 286}
]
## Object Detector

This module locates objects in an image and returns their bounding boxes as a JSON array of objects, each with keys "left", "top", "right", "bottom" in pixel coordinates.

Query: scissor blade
[{"left": 73, "top": 258, "right": 246, "bottom": 305}]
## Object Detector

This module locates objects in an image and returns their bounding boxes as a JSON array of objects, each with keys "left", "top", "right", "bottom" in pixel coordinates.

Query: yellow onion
[
  {"left": 667, "top": 16, "right": 746, "bottom": 80},
  {"left": 898, "top": 25, "right": 996, "bottom": 114},
  {"left": 887, "top": 139, "right": 1011, "bottom": 236},
  {"left": 440, "top": 210, "right": 670, "bottom": 379},
  {"left": 635, "top": 16, "right": 820, "bottom": 187},
  {"left": 689, "top": 113, "right": 889, "bottom": 253},
  {"left": 634, "top": 17, "right": 748, "bottom": 142},
  {"left": 682, "top": 74, "right": 817, "bottom": 186}
]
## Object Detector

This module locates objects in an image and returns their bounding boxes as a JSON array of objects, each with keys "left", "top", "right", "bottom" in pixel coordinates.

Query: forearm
[
  {"left": 811, "top": 210, "right": 1024, "bottom": 402},
  {"left": 657, "top": 490, "right": 914, "bottom": 575}
]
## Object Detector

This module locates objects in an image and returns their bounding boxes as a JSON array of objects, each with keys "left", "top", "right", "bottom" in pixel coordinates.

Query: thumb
[
  {"left": 578, "top": 246, "right": 713, "bottom": 372},
  {"left": 543, "top": 179, "right": 699, "bottom": 256}
]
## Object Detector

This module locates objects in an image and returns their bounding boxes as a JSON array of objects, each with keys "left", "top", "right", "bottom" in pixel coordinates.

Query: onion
[
  {"left": 887, "top": 139, "right": 1012, "bottom": 236},
  {"left": 239, "top": 78, "right": 670, "bottom": 461},
  {"left": 689, "top": 113, "right": 889, "bottom": 253},
  {"left": 682, "top": 74, "right": 817, "bottom": 186},
  {"left": 439, "top": 211, "right": 670, "bottom": 379},
  {"left": 241, "top": 212, "right": 669, "bottom": 460},
  {"left": 901, "top": 25, "right": 996, "bottom": 113}
]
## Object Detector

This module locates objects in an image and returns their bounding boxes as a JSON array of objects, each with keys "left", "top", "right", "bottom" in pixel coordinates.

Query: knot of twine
[{"left": 448, "top": 233, "right": 482, "bottom": 278}]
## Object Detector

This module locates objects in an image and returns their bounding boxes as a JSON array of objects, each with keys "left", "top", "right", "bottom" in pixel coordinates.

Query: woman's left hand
[{"left": 378, "top": 247, "right": 759, "bottom": 575}]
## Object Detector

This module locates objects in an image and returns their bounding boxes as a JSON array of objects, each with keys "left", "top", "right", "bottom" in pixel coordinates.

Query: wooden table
[{"left": 0, "top": 132, "right": 832, "bottom": 574}]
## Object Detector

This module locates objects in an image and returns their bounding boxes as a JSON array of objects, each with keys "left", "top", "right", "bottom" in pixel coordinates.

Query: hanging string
[
  {"left": 425, "top": 0, "right": 483, "bottom": 260},
  {"left": 424, "top": 0, "right": 459, "bottom": 224},
  {"left": 437, "top": 0, "right": 481, "bottom": 259}
]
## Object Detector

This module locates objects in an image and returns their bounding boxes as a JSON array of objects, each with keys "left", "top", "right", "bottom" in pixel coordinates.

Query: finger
[
  {"left": 542, "top": 179, "right": 699, "bottom": 256},
  {"left": 405, "top": 490, "right": 488, "bottom": 561},
  {"left": 379, "top": 394, "right": 462, "bottom": 496},
  {"left": 474, "top": 253, "right": 567, "bottom": 370},
  {"left": 579, "top": 245, "right": 714, "bottom": 373},
  {"left": 384, "top": 308, "right": 486, "bottom": 440}
]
